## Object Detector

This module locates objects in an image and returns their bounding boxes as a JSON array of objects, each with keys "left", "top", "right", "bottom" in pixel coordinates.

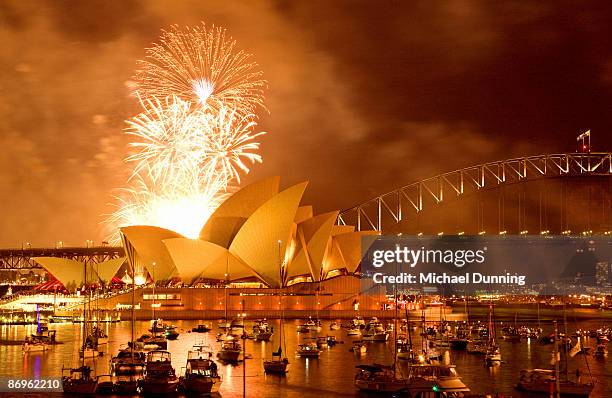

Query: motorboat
[
  {"left": 217, "top": 338, "right": 241, "bottom": 363},
  {"left": 297, "top": 323, "right": 310, "bottom": 333},
  {"left": 501, "top": 326, "right": 521, "bottom": 341},
  {"left": 516, "top": 369, "right": 594, "bottom": 397},
  {"left": 330, "top": 321, "right": 341, "bottom": 330},
  {"left": 466, "top": 339, "right": 488, "bottom": 355},
  {"left": 22, "top": 334, "right": 51, "bottom": 353},
  {"left": 95, "top": 375, "right": 114, "bottom": 395},
  {"left": 362, "top": 319, "right": 389, "bottom": 342},
  {"left": 112, "top": 375, "right": 140, "bottom": 395},
  {"left": 404, "top": 363, "right": 470, "bottom": 395},
  {"left": 62, "top": 366, "right": 98, "bottom": 395},
  {"left": 179, "top": 347, "right": 222, "bottom": 394},
  {"left": 164, "top": 326, "right": 179, "bottom": 341},
  {"left": 141, "top": 350, "right": 179, "bottom": 395},
  {"left": 192, "top": 324, "right": 212, "bottom": 333},
  {"left": 351, "top": 340, "right": 367, "bottom": 354},
  {"left": 306, "top": 318, "right": 322, "bottom": 332},
  {"left": 110, "top": 349, "right": 146, "bottom": 375},
  {"left": 354, "top": 364, "right": 409, "bottom": 393},
  {"left": 253, "top": 319, "right": 273, "bottom": 341},
  {"left": 485, "top": 345, "right": 502, "bottom": 366},
  {"left": 353, "top": 316, "right": 366, "bottom": 328},
  {"left": 296, "top": 341, "right": 320, "bottom": 357},
  {"left": 136, "top": 333, "right": 167, "bottom": 350},
  {"left": 347, "top": 326, "right": 361, "bottom": 336},
  {"left": 594, "top": 342, "right": 607, "bottom": 357}
]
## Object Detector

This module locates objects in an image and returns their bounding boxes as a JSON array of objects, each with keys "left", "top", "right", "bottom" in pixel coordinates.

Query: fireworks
[
  {"left": 108, "top": 23, "right": 266, "bottom": 240},
  {"left": 135, "top": 23, "right": 267, "bottom": 115}
]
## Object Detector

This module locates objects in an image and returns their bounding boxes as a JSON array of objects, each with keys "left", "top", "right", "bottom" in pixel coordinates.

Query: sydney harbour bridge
[{"left": 2, "top": 152, "right": 612, "bottom": 271}]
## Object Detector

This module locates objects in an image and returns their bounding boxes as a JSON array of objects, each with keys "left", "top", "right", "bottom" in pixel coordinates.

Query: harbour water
[{"left": 0, "top": 318, "right": 610, "bottom": 397}]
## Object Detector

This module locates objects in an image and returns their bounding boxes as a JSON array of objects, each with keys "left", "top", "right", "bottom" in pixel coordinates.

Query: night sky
[{"left": 2, "top": 0, "right": 612, "bottom": 246}]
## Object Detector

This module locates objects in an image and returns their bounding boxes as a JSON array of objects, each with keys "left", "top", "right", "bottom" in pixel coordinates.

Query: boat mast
[
  {"left": 151, "top": 262, "right": 156, "bottom": 322},
  {"left": 553, "top": 320, "right": 560, "bottom": 398},
  {"left": 393, "top": 258, "right": 398, "bottom": 377},
  {"left": 130, "top": 255, "right": 135, "bottom": 360},
  {"left": 278, "top": 240, "right": 285, "bottom": 360},
  {"left": 225, "top": 256, "right": 229, "bottom": 324},
  {"left": 82, "top": 261, "right": 87, "bottom": 369},
  {"left": 405, "top": 300, "right": 413, "bottom": 361}
]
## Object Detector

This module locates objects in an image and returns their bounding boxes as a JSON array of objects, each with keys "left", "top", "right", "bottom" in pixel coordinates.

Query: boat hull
[
  {"left": 516, "top": 382, "right": 594, "bottom": 397},
  {"left": 141, "top": 378, "right": 179, "bottom": 395},
  {"left": 355, "top": 379, "right": 408, "bottom": 393},
  {"left": 263, "top": 360, "right": 289, "bottom": 374},
  {"left": 218, "top": 350, "right": 240, "bottom": 363},
  {"left": 62, "top": 379, "right": 98, "bottom": 395}
]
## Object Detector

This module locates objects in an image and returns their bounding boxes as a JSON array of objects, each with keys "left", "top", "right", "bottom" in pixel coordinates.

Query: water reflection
[{"left": 0, "top": 319, "right": 610, "bottom": 397}]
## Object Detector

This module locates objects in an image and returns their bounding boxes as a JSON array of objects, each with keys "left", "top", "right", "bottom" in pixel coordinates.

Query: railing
[{"left": 338, "top": 152, "right": 612, "bottom": 231}]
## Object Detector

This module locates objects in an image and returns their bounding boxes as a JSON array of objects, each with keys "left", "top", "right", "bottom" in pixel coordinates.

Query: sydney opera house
[{"left": 30, "top": 177, "right": 386, "bottom": 318}]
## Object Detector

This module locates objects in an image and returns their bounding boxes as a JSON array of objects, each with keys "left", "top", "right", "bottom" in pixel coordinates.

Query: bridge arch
[{"left": 338, "top": 152, "right": 612, "bottom": 233}]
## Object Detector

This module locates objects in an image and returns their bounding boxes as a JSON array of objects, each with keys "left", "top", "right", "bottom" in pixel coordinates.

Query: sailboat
[
  {"left": 23, "top": 304, "right": 51, "bottom": 353},
  {"left": 355, "top": 283, "right": 409, "bottom": 393},
  {"left": 264, "top": 251, "right": 289, "bottom": 374},
  {"left": 111, "top": 258, "right": 144, "bottom": 394},
  {"left": 516, "top": 320, "right": 595, "bottom": 396},
  {"left": 62, "top": 261, "right": 98, "bottom": 394},
  {"left": 484, "top": 303, "right": 501, "bottom": 366}
]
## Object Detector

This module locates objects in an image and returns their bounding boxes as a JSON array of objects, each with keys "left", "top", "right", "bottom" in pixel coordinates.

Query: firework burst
[
  {"left": 125, "top": 96, "right": 207, "bottom": 182},
  {"left": 135, "top": 23, "right": 267, "bottom": 115},
  {"left": 201, "top": 106, "right": 265, "bottom": 184},
  {"left": 109, "top": 171, "right": 227, "bottom": 239},
  {"left": 107, "top": 23, "right": 267, "bottom": 241}
]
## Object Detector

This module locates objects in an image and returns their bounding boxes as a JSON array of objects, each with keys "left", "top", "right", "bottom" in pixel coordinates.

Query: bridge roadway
[{"left": 0, "top": 246, "right": 124, "bottom": 270}]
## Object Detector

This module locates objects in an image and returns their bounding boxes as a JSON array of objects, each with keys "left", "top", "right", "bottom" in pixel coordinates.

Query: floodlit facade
[
  {"left": 121, "top": 176, "right": 378, "bottom": 287},
  {"left": 31, "top": 256, "right": 126, "bottom": 292}
]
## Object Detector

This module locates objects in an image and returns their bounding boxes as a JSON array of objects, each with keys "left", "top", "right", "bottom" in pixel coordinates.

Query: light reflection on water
[{"left": 0, "top": 319, "right": 610, "bottom": 397}]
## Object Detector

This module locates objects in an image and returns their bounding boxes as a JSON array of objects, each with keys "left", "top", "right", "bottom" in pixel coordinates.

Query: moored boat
[
  {"left": 62, "top": 366, "right": 98, "bottom": 395},
  {"left": 297, "top": 341, "right": 320, "bottom": 357},
  {"left": 141, "top": 350, "right": 179, "bottom": 395},
  {"left": 516, "top": 369, "right": 594, "bottom": 397},
  {"left": 354, "top": 364, "right": 409, "bottom": 393},
  {"left": 179, "top": 346, "right": 222, "bottom": 394},
  {"left": 192, "top": 324, "right": 212, "bottom": 333},
  {"left": 217, "top": 338, "right": 241, "bottom": 363}
]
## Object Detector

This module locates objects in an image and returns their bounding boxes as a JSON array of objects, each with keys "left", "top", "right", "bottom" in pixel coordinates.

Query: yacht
[
  {"left": 351, "top": 340, "right": 367, "bottom": 354},
  {"left": 252, "top": 319, "right": 273, "bottom": 341},
  {"left": 192, "top": 324, "right": 212, "bottom": 333},
  {"left": 362, "top": 319, "right": 389, "bottom": 342},
  {"left": 22, "top": 334, "right": 51, "bottom": 353},
  {"left": 141, "top": 350, "right": 179, "bottom": 395},
  {"left": 179, "top": 346, "right": 222, "bottom": 394},
  {"left": 405, "top": 363, "right": 470, "bottom": 396},
  {"left": 217, "top": 338, "right": 241, "bottom": 363},
  {"left": 354, "top": 364, "right": 409, "bottom": 393},
  {"left": 296, "top": 341, "right": 320, "bottom": 357},
  {"left": 62, "top": 366, "right": 98, "bottom": 395},
  {"left": 110, "top": 348, "right": 146, "bottom": 376}
]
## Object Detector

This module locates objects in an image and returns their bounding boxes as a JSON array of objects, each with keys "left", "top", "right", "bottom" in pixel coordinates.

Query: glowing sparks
[
  {"left": 110, "top": 173, "right": 227, "bottom": 239},
  {"left": 202, "top": 107, "right": 265, "bottom": 184},
  {"left": 107, "top": 23, "right": 267, "bottom": 241},
  {"left": 135, "top": 23, "right": 267, "bottom": 115}
]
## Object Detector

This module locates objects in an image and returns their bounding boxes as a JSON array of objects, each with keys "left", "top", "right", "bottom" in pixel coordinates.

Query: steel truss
[
  {"left": 0, "top": 247, "right": 124, "bottom": 270},
  {"left": 338, "top": 152, "right": 612, "bottom": 231}
]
